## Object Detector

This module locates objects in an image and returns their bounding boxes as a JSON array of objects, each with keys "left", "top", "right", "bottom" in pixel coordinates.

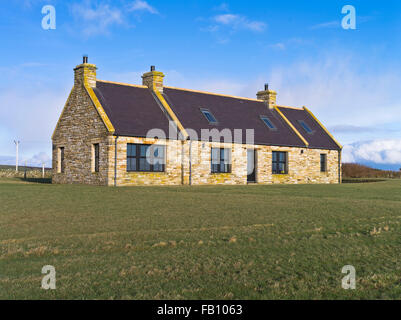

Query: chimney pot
[
  {"left": 74, "top": 56, "right": 97, "bottom": 88},
  {"left": 142, "top": 67, "right": 164, "bottom": 93},
  {"left": 257, "top": 83, "right": 277, "bottom": 109}
]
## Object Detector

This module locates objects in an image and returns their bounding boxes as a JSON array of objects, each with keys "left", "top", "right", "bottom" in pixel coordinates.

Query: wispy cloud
[
  {"left": 269, "top": 42, "right": 286, "bottom": 50},
  {"left": 310, "top": 21, "right": 340, "bottom": 30},
  {"left": 20, "top": 62, "right": 47, "bottom": 68},
  {"left": 20, "top": 0, "right": 47, "bottom": 9},
  {"left": 267, "top": 56, "right": 401, "bottom": 133},
  {"left": 328, "top": 125, "right": 397, "bottom": 134},
  {"left": 310, "top": 15, "right": 374, "bottom": 30},
  {"left": 0, "top": 80, "right": 67, "bottom": 160},
  {"left": 128, "top": 0, "right": 158, "bottom": 14},
  {"left": 0, "top": 153, "right": 51, "bottom": 167},
  {"left": 269, "top": 38, "right": 311, "bottom": 51},
  {"left": 213, "top": 3, "right": 230, "bottom": 12},
  {"left": 70, "top": 0, "right": 159, "bottom": 36},
  {"left": 213, "top": 14, "right": 266, "bottom": 32},
  {"left": 26, "top": 152, "right": 51, "bottom": 167},
  {"left": 71, "top": 1, "right": 124, "bottom": 36},
  {"left": 0, "top": 155, "right": 15, "bottom": 166}
]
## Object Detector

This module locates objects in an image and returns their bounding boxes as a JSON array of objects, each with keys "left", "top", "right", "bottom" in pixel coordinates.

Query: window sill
[
  {"left": 127, "top": 171, "right": 166, "bottom": 174},
  {"left": 211, "top": 172, "right": 232, "bottom": 174}
]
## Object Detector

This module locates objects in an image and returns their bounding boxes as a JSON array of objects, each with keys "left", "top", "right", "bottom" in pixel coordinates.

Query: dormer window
[
  {"left": 298, "top": 120, "right": 313, "bottom": 134},
  {"left": 201, "top": 108, "right": 218, "bottom": 124},
  {"left": 260, "top": 116, "right": 276, "bottom": 130}
]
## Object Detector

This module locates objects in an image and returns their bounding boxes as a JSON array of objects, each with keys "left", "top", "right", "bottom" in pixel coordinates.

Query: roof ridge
[
  {"left": 276, "top": 105, "right": 304, "bottom": 110},
  {"left": 97, "top": 81, "right": 265, "bottom": 103},
  {"left": 164, "top": 86, "right": 262, "bottom": 102},
  {"left": 97, "top": 79, "right": 147, "bottom": 89}
]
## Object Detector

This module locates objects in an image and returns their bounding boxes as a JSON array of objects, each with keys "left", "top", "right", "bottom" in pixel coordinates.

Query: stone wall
[
  {"left": 0, "top": 169, "right": 52, "bottom": 179},
  {"left": 52, "top": 84, "right": 110, "bottom": 185},
  {"left": 187, "top": 141, "right": 339, "bottom": 185},
  {"left": 107, "top": 138, "right": 340, "bottom": 186},
  {"left": 107, "top": 136, "right": 183, "bottom": 186}
]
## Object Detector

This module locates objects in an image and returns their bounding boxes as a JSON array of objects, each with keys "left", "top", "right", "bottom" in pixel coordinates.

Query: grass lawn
[{"left": 1, "top": 177, "right": 401, "bottom": 300}]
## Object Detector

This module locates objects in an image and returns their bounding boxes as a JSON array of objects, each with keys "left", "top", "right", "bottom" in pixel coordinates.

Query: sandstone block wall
[
  {"left": 186, "top": 141, "right": 339, "bottom": 185},
  {"left": 52, "top": 84, "right": 110, "bottom": 185},
  {"left": 107, "top": 136, "right": 183, "bottom": 186},
  {"left": 105, "top": 138, "right": 340, "bottom": 186}
]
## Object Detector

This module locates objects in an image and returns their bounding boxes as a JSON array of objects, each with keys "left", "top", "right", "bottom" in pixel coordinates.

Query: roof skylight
[
  {"left": 201, "top": 108, "right": 218, "bottom": 124},
  {"left": 260, "top": 116, "right": 276, "bottom": 130},
  {"left": 298, "top": 120, "right": 313, "bottom": 134}
]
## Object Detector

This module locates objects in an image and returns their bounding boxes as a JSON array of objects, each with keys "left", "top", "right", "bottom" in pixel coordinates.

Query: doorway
[{"left": 247, "top": 149, "right": 256, "bottom": 183}]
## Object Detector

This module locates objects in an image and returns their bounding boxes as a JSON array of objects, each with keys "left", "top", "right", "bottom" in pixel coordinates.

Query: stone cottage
[{"left": 52, "top": 57, "right": 342, "bottom": 186}]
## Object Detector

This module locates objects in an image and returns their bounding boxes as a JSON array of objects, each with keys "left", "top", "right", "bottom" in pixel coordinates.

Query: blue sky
[{"left": 1, "top": 0, "right": 401, "bottom": 169}]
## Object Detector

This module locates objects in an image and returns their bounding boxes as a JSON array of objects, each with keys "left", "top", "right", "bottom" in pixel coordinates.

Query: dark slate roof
[
  {"left": 162, "top": 87, "right": 306, "bottom": 147},
  {"left": 93, "top": 81, "right": 171, "bottom": 137},
  {"left": 277, "top": 106, "right": 340, "bottom": 150},
  {"left": 92, "top": 81, "right": 340, "bottom": 150}
]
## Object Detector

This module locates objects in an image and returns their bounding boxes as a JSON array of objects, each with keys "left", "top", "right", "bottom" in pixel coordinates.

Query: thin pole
[
  {"left": 42, "top": 163, "right": 45, "bottom": 178},
  {"left": 14, "top": 140, "right": 20, "bottom": 172},
  {"left": 114, "top": 136, "right": 119, "bottom": 187},
  {"left": 189, "top": 139, "right": 192, "bottom": 186}
]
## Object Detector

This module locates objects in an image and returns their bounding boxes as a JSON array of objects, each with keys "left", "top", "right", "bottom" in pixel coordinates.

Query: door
[{"left": 247, "top": 149, "right": 256, "bottom": 183}]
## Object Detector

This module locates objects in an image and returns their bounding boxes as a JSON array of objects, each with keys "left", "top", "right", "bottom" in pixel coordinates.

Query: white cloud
[
  {"left": 25, "top": 152, "right": 51, "bottom": 167},
  {"left": 0, "top": 87, "right": 66, "bottom": 141},
  {"left": 0, "top": 156, "right": 15, "bottom": 166},
  {"left": 212, "top": 14, "right": 266, "bottom": 32},
  {"left": 70, "top": 0, "right": 159, "bottom": 36},
  {"left": 0, "top": 153, "right": 51, "bottom": 167},
  {"left": 213, "top": 3, "right": 230, "bottom": 12},
  {"left": 0, "top": 82, "right": 67, "bottom": 165},
  {"left": 128, "top": 0, "right": 158, "bottom": 14},
  {"left": 311, "top": 16, "right": 374, "bottom": 30},
  {"left": 343, "top": 140, "right": 401, "bottom": 165},
  {"left": 266, "top": 56, "right": 401, "bottom": 132},
  {"left": 269, "top": 38, "right": 311, "bottom": 51},
  {"left": 269, "top": 43, "right": 286, "bottom": 50},
  {"left": 71, "top": 1, "right": 124, "bottom": 36},
  {"left": 310, "top": 21, "right": 340, "bottom": 30}
]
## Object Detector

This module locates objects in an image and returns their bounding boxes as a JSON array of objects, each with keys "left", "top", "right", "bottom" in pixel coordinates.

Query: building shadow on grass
[{"left": 18, "top": 177, "right": 52, "bottom": 184}]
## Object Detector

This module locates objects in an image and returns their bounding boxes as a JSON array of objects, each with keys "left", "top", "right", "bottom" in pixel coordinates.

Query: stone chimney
[
  {"left": 74, "top": 55, "right": 97, "bottom": 88},
  {"left": 257, "top": 83, "right": 277, "bottom": 109},
  {"left": 142, "top": 66, "right": 165, "bottom": 93}
]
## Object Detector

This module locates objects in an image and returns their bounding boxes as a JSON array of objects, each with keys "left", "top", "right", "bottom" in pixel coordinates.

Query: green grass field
[{"left": 1, "top": 177, "right": 401, "bottom": 300}]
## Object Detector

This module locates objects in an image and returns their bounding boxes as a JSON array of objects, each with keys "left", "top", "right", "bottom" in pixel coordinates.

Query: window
[
  {"left": 320, "top": 154, "right": 327, "bottom": 172},
  {"left": 260, "top": 116, "right": 276, "bottom": 130},
  {"left": 272, "top": 151, "right": 288, "bottom": 174},
  {"left": 58, "top": 147, "right": 65, "bottom": 173},
  {"left": 211, "top": 148, "right": 231, "bottom": 173},
  {"left": 93, "top": 143, "right": 100, "bottom": 173},
  {"left": 201, "top": 108, "right": 218, "bottom": 124},
  {"left": 298, "top": 120, "right": 313, "bottom": 134},
  {"left": 127, "top": 144, "right": 165, "bottom": 172}
]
